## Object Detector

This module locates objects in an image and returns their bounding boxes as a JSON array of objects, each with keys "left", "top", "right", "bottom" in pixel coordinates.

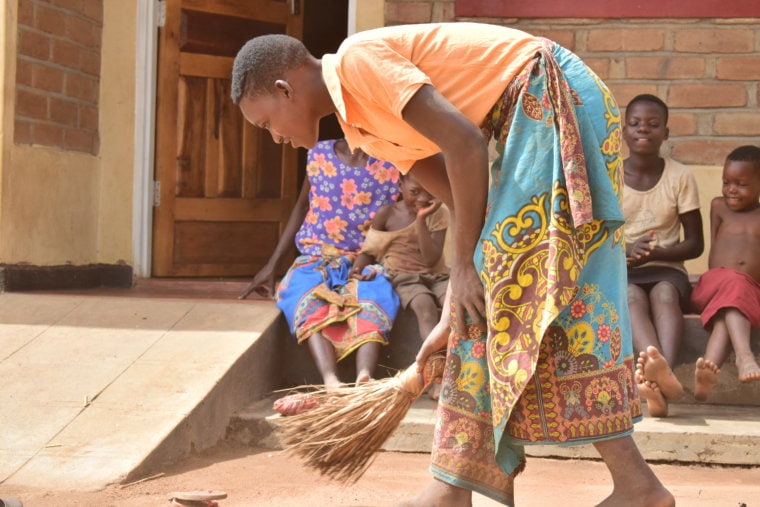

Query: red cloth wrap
[{"left": 691, "top": 267, "right": 760, "bottom": 328}]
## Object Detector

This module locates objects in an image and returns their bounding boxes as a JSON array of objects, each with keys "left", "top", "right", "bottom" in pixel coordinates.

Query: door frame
[
  {"left": 131, "top": 0, "right": 361, "bottom": 277},
  {"left": 133, "top": 0, "right": 160, "bottom": 278}
]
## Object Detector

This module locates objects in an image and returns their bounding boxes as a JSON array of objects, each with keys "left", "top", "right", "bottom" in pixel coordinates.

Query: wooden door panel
[{"left": 153, "top": 0, "right": 302, "bottom": 276}]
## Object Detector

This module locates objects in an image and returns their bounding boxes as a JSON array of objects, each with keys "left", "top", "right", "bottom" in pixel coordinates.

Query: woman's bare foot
[
  {"left": 694, "top": 357, "right": 720, "bottom": 402},
  {"left": 637, "top": 346, "right": 684, "bottom": 401},
  {"left": 396, "top": 478, "right": 472, "bottom": 507},
  {"left": 637, "top": 379, "right": 668, "bottom": 417},
  {"left": 598, "top": 484, "right": 675, "bottom": 507},
  {"left": 736, "top": 353, "right": 760, "bottom": 383}
]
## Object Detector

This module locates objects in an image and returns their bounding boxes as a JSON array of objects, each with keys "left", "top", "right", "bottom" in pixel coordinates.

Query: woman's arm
[
  {"left": 402, "top": 84, "right": 489, "bottom": 332},
  {"left": 240, "top": 177, "right": 310, "bottom": 299}
]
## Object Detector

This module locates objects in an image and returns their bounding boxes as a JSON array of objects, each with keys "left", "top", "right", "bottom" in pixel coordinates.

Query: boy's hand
[
  {"left": 626, "top": 231, "right": 656, "bottom": 266},
  {"left": 417, "top": 199, "right": 442, "bottom": 220},
  {"left": 349, "top": 254, "right": 376, "bottom": 280}
]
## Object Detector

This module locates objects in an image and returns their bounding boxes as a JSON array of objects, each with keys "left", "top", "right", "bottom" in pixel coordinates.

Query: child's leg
[
  {"left": 724, "top": 308, "right": 760, "bottom": 382},
  {"left": 306, "top": 331, "right": 343, "bottom": 389},
  {"left": 648, "top": 282, "right": 683, "bottom": 366},
  {"left": 694, "top": 316, "right": 729, "bottom": 401},
  {"left": 628, "top": 284, "right": 657, "bottom": 353},
  {"left": 355, "top": 341, "right": 381, "bottom": 384},
  {"left": 409, "top": 292, "right": 440, "bottom": 340}
]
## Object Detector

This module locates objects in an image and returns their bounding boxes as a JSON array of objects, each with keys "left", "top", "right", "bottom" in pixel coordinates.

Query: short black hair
[
  {"left": 231, "top": 34, "right": 312, "bottom": 104},
  {"left": 625, "top": 94, "right": 669, "bottom": 124},
  {"left": 726, "top": 145, "right": 760, "bottom": 174}
]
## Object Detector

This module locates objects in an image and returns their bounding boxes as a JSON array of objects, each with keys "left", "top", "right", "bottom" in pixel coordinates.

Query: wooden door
[{"left": 152, "top": 0, "right": 303, "bottom": 276}]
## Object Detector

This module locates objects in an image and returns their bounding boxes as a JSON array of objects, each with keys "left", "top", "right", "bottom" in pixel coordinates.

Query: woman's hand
[
  {"left": 449, "top": 261, "right": 486, "bottom": 335},
  {"left": 239, "top": 264, "right": 276, "bottom": 299},
  {"left": 416, "top": 317, "right": 451, "bottom": 374}
]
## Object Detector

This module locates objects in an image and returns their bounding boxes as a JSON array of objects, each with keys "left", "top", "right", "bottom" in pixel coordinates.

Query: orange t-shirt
[{"left": 321, "top": 22, "right": 543, "bottom": 173}]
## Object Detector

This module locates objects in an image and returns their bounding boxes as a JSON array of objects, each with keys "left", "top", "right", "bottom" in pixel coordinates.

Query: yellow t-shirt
[
  {"left": 321, "top": 22, "right": 543, "bottom": 173},
  {"left": 622, "top": 158, "right": 701, "bottom": 274}
]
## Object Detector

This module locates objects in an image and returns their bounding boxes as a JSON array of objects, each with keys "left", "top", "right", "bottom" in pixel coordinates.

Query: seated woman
[{"left": 240, "top": 138, "right": 400, "bottom": 391}]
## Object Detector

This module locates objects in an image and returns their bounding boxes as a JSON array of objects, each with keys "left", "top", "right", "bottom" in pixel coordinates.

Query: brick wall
[
  {"left": 14, "top": 0, "right": 103, "bottom": 155},
  {"left": 384, "top": 1, "right": 760, "bottom": 166}
]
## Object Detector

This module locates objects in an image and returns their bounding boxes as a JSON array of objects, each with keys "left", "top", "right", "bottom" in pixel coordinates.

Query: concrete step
[
  {"left": 227, "top": 396, "right": 760, "bottom": 467},
  {"left": 278, "top": 310, "right": 760, "bottom": 407}
]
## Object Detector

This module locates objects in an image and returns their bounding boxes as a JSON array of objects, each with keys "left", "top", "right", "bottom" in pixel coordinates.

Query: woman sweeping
[{"left": 231, "top": 22, "right": 674, "bottom": 507}]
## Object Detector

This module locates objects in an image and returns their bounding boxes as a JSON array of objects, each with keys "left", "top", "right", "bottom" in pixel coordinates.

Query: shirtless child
[{"left": 691, "top": 145, "right": 760, "bottom": 401}]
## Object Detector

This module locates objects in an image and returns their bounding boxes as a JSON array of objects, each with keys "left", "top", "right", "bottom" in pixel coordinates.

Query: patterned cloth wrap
[
  {"left": 430, "top": 41, "right": 641, "bottom": 505},
  {"left": 276, "top": 140, "right": 400, "bottom": 360}
]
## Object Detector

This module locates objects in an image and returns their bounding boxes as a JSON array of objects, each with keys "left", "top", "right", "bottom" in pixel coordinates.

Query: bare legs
[
  {"left": 594, "top": 437, "right": 674, "bottom": 507},
  {"left": 398, "top": 437, "right": 674, "bottom": 507},
  {"left": 307, "top": 332, "right": 381, "bottom": 388},
  {"left": 628, "top": 283, "right": 684, "bottom": 416},
  {"left": 409, "top": 293, "right": 443, "bottom": 399},
  {"left": 695, "top": 308, "right": 760, "bottom": 400}
]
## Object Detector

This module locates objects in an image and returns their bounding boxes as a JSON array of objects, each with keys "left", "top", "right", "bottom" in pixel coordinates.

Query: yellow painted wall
[
  {"left": 97, "top": 2, "right": 136, "bottom": 264},
  {"left": 0, "top": 1, "right": 136, "bottom": 266},
  {"left": 354, "top": 0, "right": 384, "bottom": 32}
]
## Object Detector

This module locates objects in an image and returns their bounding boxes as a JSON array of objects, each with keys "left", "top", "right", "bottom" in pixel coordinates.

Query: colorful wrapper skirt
[
  {"left": 430, "top": 41, "right": 641, "bottom": 505},
  {"left": 276, "top": 254, "right": 399, "bottom": 361}
]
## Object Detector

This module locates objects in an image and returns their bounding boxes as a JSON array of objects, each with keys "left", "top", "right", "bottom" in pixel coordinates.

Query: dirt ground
[{"left": 1, "top": 441, "right": 758, "bottom": 507}]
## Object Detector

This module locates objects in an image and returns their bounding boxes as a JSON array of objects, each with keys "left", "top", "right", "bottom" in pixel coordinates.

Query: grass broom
[{"left": 274, "top": 350, "right": 447, "bottom": 483}]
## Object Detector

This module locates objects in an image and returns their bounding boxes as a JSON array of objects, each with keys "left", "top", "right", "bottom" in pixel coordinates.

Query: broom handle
[
  {"left": 397, "top": 350, "right": 446, "bottom": 397},
  {"left": 398, "top": 364, "right": 425, "bottom": 396}
]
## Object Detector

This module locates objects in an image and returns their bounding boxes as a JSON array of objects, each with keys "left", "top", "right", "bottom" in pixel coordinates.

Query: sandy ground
[{"left": 1, "top": 442, "right": 758, "bottom": 507}]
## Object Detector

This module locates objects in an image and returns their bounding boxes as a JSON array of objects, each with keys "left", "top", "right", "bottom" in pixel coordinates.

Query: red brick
[
  {"left": 18, "top": 28, "right": 51, "bottom": 60},
  {"left": 671, "top": 140, "right": 740, "bottom": 166},
  {"left": 716, "top": 57, "right": 760, "bottom": 81},
  {"left": 51, "top": 39, "right": 81, "bottom": 70},
  {"left": 79, "top": 104, "right": 98, "bottom": 129},
  {"left": 49, "top": 97, "right": 79, "bottom": 126},
  {"left": 674, "top": 29, "right": 754, "bottom": 54},
  {"left": 530, "top": 30, "right": 576, "bottom": 51},
  {"left": 64, "top": 72, "right": 98, "bottom": 103},
  {"left": 14, "top": 119, "right": 33, "bottom": 144},
  {"left": 66, "top": 14, "right": 100, "bottom": 48},
  {"left": 385, "top": 2, "right": 432, "bottom": 24},
  {"left": 17, "top": 0, "right": 34, "bottom": 26},
  {"left": 35, "top": 4, "right": 67, "bottom": 37},
  {"left": 608, "top": 83, "right": 658, "bottom": 109},
  {"left": 626, "top": 57, "right": 705, "bottom": 80},
  {"left": 667, "top": 84, "right": 746, "bottom": 108},
  {"left": 15, "top": 59, "right": 34, "bottom": 86},
  {"left": 587, "top": 29, "right": 664, "bottom": 52},
  {"left": 32, "top": 122, "right": 65, "bottom": 147},
  {"left": 81, "top": 0, "right": 103, "bottom": 23},
  {"left": 64, "top": 127, "right": 95, "bottom": 153},
  {"left": 584, "top": 58, "right": 611, "bottom": 81},
  {"left": 713, "top": 113, "right": 760, "bottom": 136},
  {"left": 30, "top": 62, "right": 64, "bottom": 93},
  {"left": 16, "top": 89, "right": 48, "bottom": 119},
  {"left": 667, "top": 113, "right": 698, "bottom": 136},
  {"left": 50, "top": 0, "right": 83, "bottom": 11},
  {"left": 79, "top": 48, "right": 101, "bottom": 76}
]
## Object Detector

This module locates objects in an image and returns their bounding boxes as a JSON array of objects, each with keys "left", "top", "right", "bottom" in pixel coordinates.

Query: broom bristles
[{"left": 275, "top": 351, "right": 446, "bottom": 483}]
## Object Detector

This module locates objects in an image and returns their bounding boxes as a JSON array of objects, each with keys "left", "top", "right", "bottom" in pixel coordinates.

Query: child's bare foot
[
  {"left": 637, "top": 346, "right": 684, "bottom": 401},
  {"left": 736, "top": 353, "right": 760, "bottom": 382},
  {"left": 694, "top": 357, "right": 720, "bottom": 402},
  {"left": 637, "top": 379, "right": 668, "bottom": 417},
  {"left": 355, "top": 371, "right": 373, "bottom": 384}
]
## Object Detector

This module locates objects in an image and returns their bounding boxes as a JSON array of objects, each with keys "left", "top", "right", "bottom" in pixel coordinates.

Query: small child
[
  {"left": 691, "top": 145, "right": 760, "bottom": 401},
  {"left": 350, "top": 172, "right": 449, "bottom": 398},
  {"left": 622, "top": 94, "right": 704, "bottom": 417}
]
